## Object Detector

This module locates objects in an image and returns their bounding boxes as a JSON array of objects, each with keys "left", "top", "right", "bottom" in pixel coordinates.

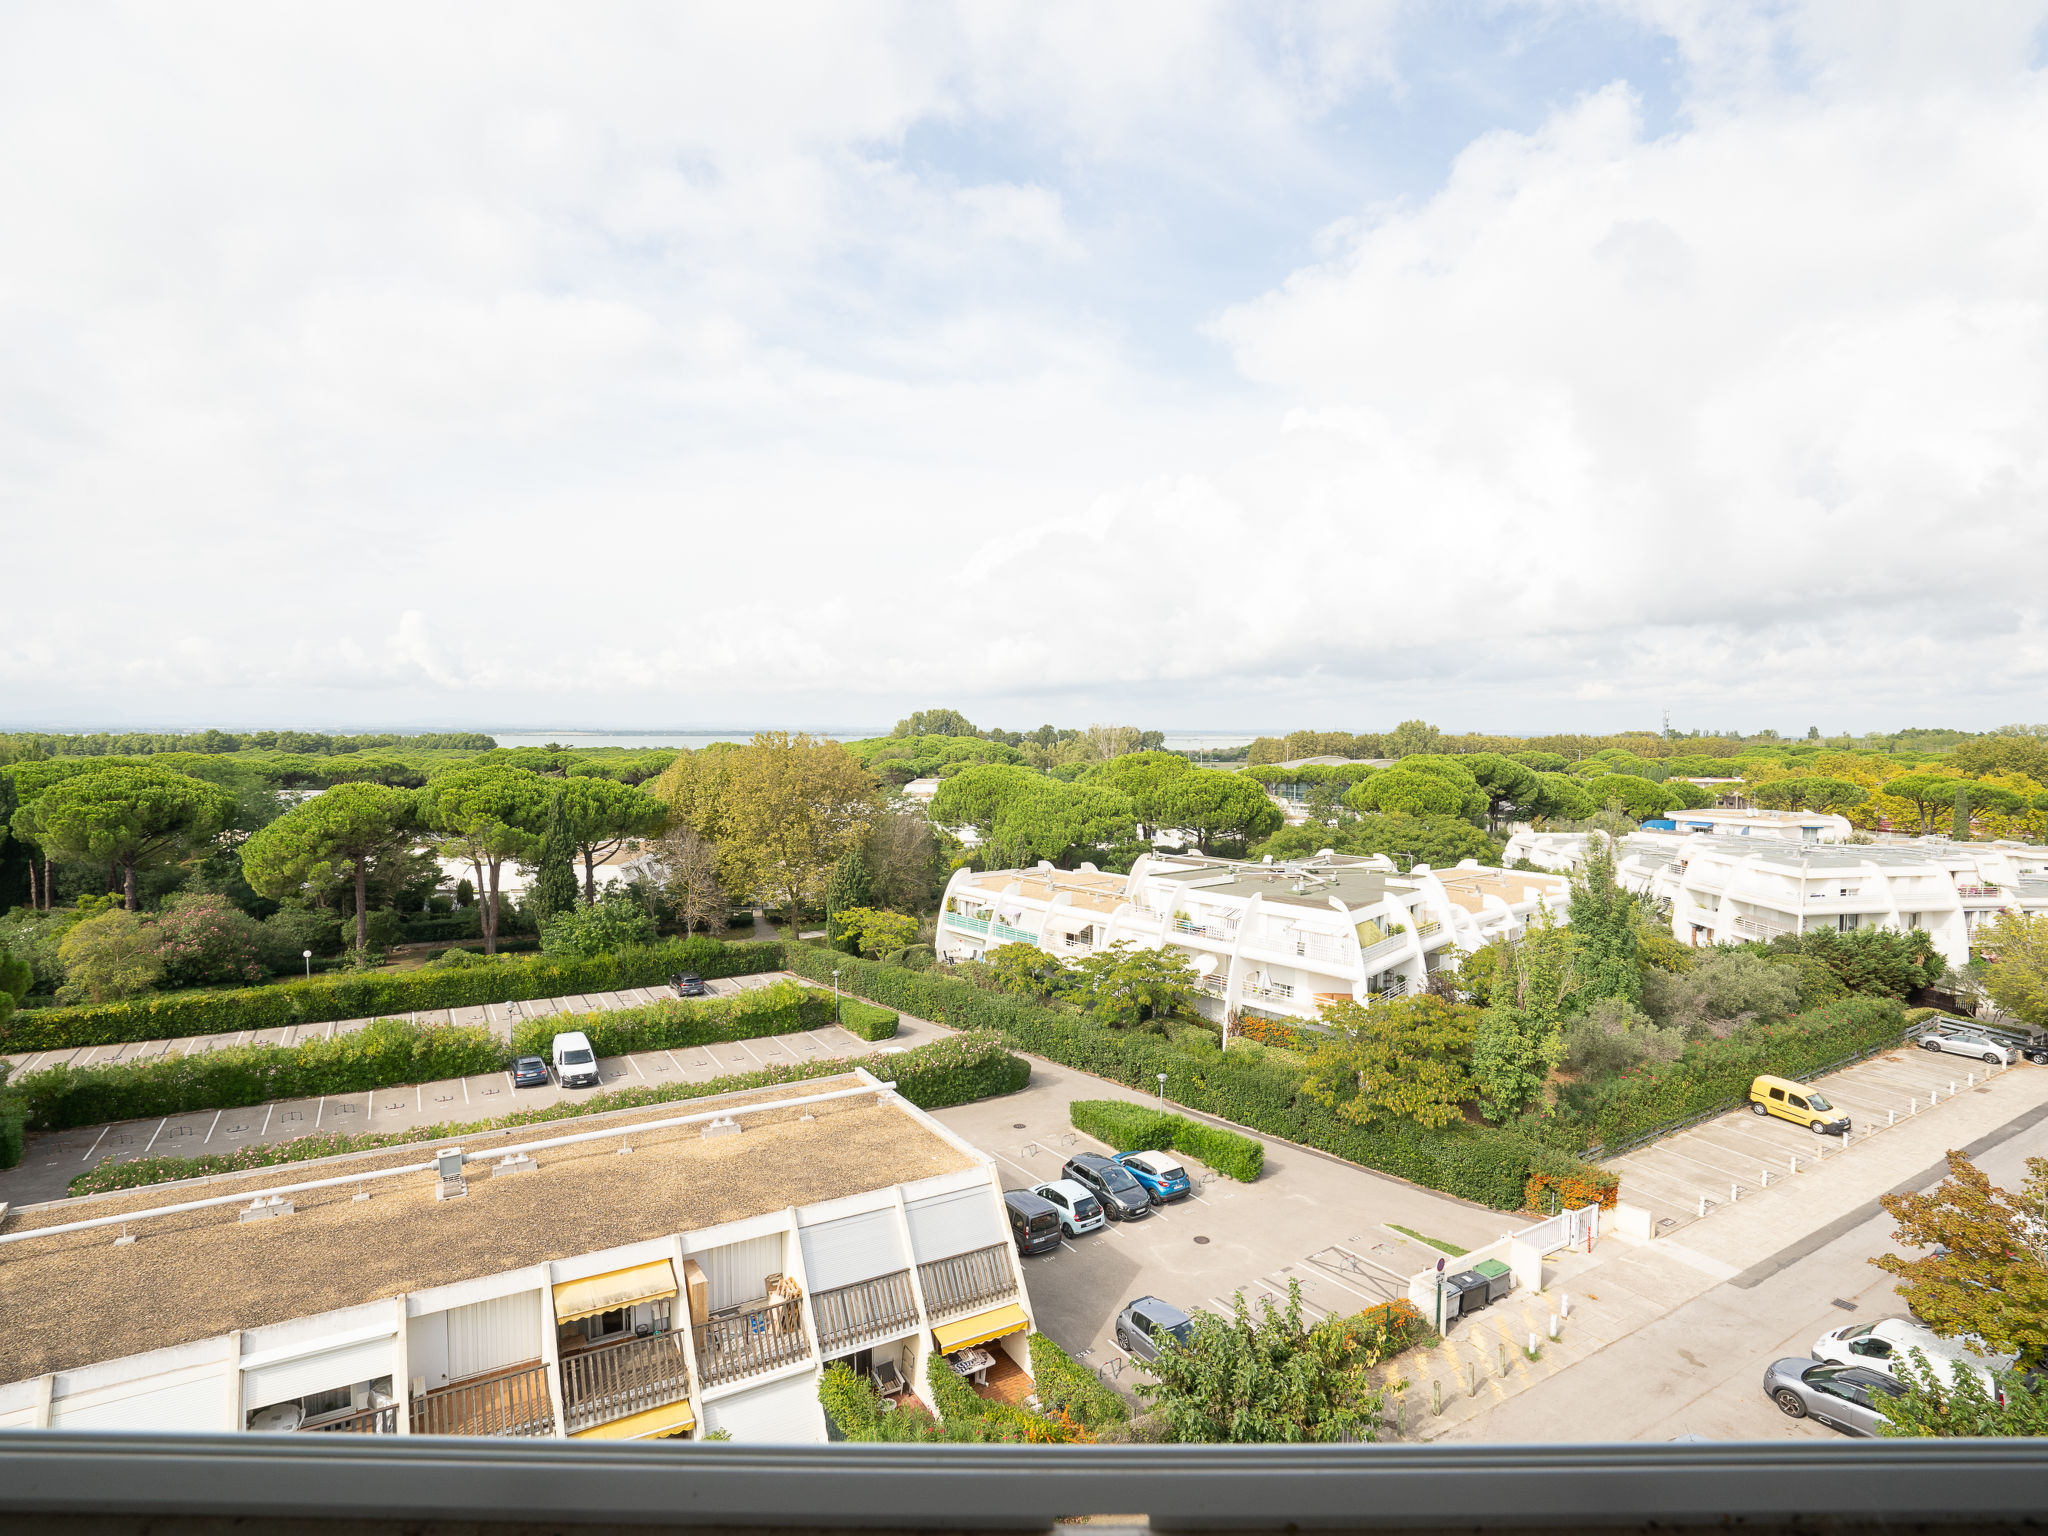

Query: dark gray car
[
  {"left": 1762, "top": 1357, "right": 1906, "bottom": 1437},
  {"left": 1062, "top": 1153, "right": 1152, "bottom": 1220},
  {"left": 1115, "top": 1296, "right": 1193, "bottom": 1364}
]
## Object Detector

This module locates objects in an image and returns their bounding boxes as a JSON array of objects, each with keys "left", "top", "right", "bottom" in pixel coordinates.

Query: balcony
[
  {"left": 1054, "top": 932, "right": 1094, "bottom": 954},
  {"left": 1958, "top": 885, "right": 2003, "bottom": 899},
  {"left": 694, "top": 1298, "right": 810, "bottom": 1389},
  {"left": 1242, "top": 980, "right": 1295, "bottom": 1003},
  {"left": 990, "top": 921, "right": 1038, "bottom": 945},
  {"left": 560, "top": 1331, "right": 693, "bottom": 1437},
  {"left": 410, "top": 1361, "right": 555, "bottom": 1438},
  {"left": 812, "top": 1270, "right": 919, "bottom": 1354},
  {"left": 1366, "top": 977, "right": 1408, "bottom": 1004},
  {"left": 947, "top": 912, "right": 991, "bottom": 935},
  {"left": 917, "top": 1245, "right": 1017, "bottom": 1320},
  {"left": 1171, "top": 917, "right": 1239, "bottom": 943},
  {"left": 1732, "top": 914, "right": 1799, "bottom": 941},
  {"left": 1413, "top": 920, "right": 1441, "bottom": 939},
  {"left": 301, "top": 1404, "right": 398, "bottom": 1435},
  {"left": 1357, "top": 932, "right": 1412, "bottom": 970}
]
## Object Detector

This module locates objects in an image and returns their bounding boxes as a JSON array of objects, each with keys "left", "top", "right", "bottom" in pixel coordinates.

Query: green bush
[
  {"left": 66, "top": 1031, "right": 1031, "bottom": 1196},
  {"left": 836, "top": 1000, "right": 900, "bottom": 1042},
  {"left": 0, "top": 1093, "right": 23, "bottom": 1170},
  {"left": 0, "top": 937, "right": 785, "bottom": 1052},
  {"left": 1028, "top": 1333, "right": 1129, "bottom": 1427},
  {"left": 1068, "top": 1099, "right": 1264, "bottom": 1182},
  {"left": 508, "top": 981, "right": 828, "bottom": 1059}
]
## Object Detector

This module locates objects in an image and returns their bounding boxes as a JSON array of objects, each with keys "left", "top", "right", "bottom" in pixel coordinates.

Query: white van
[{"left": 551, "top": 1030, "right": 600, "bottom": 1089}]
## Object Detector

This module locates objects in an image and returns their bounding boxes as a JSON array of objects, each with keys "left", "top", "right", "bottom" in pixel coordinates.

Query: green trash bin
[{"left": 1472, "top": 1258, "right": 1512, "bottom": 1304}]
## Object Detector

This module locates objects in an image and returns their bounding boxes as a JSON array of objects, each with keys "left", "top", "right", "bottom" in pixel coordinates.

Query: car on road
[
  {"left": 1061, "top": 1153, "right": 1153, "bottom": 1220},
  {"left": 1003, "top": 1190, "right": 1063, "bottom": 1256},
  {"left": 1762, "top": 1357, "right": 1905, "bottom": 1437},
  {"left": 511, "top": 1056, "right": 550, "bottom": 1089},
  {"left": 670, "top": 973, "right": 708, "bottom": 998},
  {"left": 1029, "top": 1179, "right": 1105, "bottom": 1237},
  {"left": 1115, "top": 1296, "right": 1195, "bottom": 1364},
  {"left": 1748, "top": 1074, "right": 1851, "bottom": 1135},
  {"left": 1912, "top": 1020, "right": 2015, "bottom": 1065},
  {"left": 1115, "top": 1150, "right": 1192, "bottom": 1203},
  {"left": 1814, "top": 1316, "right": 2009, "bottom": 1393},
  {"left": 551, "top": 1030, "right": 601, "bottom": 1089}
]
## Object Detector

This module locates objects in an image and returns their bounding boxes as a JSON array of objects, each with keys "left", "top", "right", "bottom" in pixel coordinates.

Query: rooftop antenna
[{"left": 1662, "top": 708, "right": 1672, "bottom": 738}]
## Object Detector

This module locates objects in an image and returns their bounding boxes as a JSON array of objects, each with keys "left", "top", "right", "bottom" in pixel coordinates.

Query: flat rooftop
[
  {"left": 956, "top": 867, "right": 1129, "bottom": 916},
  {"left": 0, "top": 1076, "right": 973, "bottom": 1383}
]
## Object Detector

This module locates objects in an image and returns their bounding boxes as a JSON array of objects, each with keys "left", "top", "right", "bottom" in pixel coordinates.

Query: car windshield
[
  {"left": 563, "top": 1049, "right": 593, "bottom": 1065},
  {"left": 1805, "top": 1093, "right": 1832, "bottom": 1111},
  {"left": 1101, "top": 1165, "right": 1141, "bottom": 1191},
  {"left": 1165, "top": 1321, "right": 1193, "bottom": 1346},
  {"left": 1029, "top": 1213, "right": 1059, "bottom": 1233}
]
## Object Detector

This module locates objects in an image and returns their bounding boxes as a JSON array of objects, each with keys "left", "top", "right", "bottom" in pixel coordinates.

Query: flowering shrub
[
  {"left": 1234, "top": 1014, "right": 1304, "bottom": 1050},
  {"left": 1524, "top": 1168, "right": 1620, "bottom": 1211},
  {"left": 151, "top": 894, "right": 268, "bottom": 988}
]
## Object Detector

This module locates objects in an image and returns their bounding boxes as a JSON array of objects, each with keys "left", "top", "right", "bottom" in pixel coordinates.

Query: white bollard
[
  {"left": 1950, "top": 1080, "right": 1957, "bottom": 1095},
  {"left": 1530, "top": 1331, "right": 1539, "bottom": 1357},
  {"left": 1790, "top": 1155, "right": 1799, "bottom": 1174},
  {"left": 1549, "top": 1315, "right": 1560, "bottom": 1340},
  {"left": 1910, "top": 1097, "right": 1917, "bottom": 1114},
  {"left": 1731, "top": 1182, "right": 1740, "bottom": 1203},
  {"left": 1761, "top": 1169, "right": 1772, "bottom": 1187},
  {"left": 1561, "top": 1294, "right": 1571, "bottom": 1319},
  {"left": 1967, "top": 1072, "right": 1975, "bottom": 1088},
  {"left": 1698, "top": 1195, "right": 1708, "bottom": 1217},
  {"left": 1889, "top": 1109, "right": 1896, "bottom": 1126}
]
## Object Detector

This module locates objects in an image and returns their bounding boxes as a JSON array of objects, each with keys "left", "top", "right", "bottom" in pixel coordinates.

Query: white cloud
[{"left": 1, "top": 2, "right": 2045, "bottom": 733}]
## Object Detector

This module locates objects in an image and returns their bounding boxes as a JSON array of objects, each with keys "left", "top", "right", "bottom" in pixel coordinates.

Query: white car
[
  {"left": 1812, "top": 1316, "right": 2008, "bottom": 1393},
  {"left": 1913, "top": 1022, "right": 2013, "bottom": 1065},
  {"left": 551, "top": 1029, "right": 601, "bottom": 1088},
  {"left": 1030, "top": 1179, "right": 1106, "bottom": 1238}
]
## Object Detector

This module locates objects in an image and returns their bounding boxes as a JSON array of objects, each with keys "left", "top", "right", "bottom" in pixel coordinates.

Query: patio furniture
[{"left": 871, "top": 1360, "right": 904, "bottom": 1400}]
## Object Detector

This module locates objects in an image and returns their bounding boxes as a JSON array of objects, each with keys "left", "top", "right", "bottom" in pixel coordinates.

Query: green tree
[
  {"left": 0, "top": 946, "right": 31, "bottom": 1026},
  {"left": 1463, "top": 753, "right": 1542, "bottom": 830},
  {"left": 555, "top": 776, "right": 665, "bottom": 903},
  {"left": 833, "top": 906, "right": 920, "bottom": 960},
  {"left": 975, "top": 940, "right": 1072, "bottom": 1000},
  {"left": 151, "top": 892, "right": 268, "bottom": 986},
  {"left": 1953, "top": 783, "right": 1970, "bottom": 840},
  {"left": 1531, "top": 773, "right": 1596, "bottom": 821},
  {"left": 1082, "top": 752, "right": 1280, "bottom": 851},
  {"left": 1385, "top": 719, "right": 1442, "bottom": 757},
  {"left": 539, "top": 887, "right": 657, "bottom": 958},
  {"left": 30, "top": 765, "right": 236, "bottom": 910},
  {"left": 240, "top": 782, "right": 418, "bottom": 954},
  {"left": 646, "top": 825, "right": 727, "bottom": 937},
  {"left": 1580, "top": 774, "right": 1676, "bottom": 821},
  {"left": 892, "top": 708, "right": 979, "bottom": 738},
  {"left": 1641, "top": 948, "right": 1803, "bottom": 1035},
  {"left": 1881, "top": 773, "right": 1967, "bottom": 835},
  {"left": 1344, "top": 767, "right": 1485, "bottom": 823},
  {"left": 528, "top": 791, "right": 581, "bottom": 925},
  {"left": 1568, "top": 838, "right": 1643, "bottom": 1006},
  {"left": 825, "top": 847, "right": 875, "bottom": 949},
  {"left": 1980, "top": 911, "right": 2048, "bottom": 1024},
  {"left": 1251, "top": 815, "right": 1503, "bottom": 872},
  {"left": 56, "top": 909, "right": 163, "bottom": 1001},
  {"left": 1876, "top": 1352, "right": 2048, "bottom": 1438},
  {"left": 1470, "top": 1005, "right": 1559, "bottom": 1121},
  {"left": 1072, "top": 941, "right": 1199, "bottom": 1029},
  {"left": 1872, "top": 1150, "right": 2047, "bottom": 1366},
  {"left": 1304, "top": 993, "right": 1478, "bottom": 1129},
  {"left": 418, "top": 767, "right": 550, "bottom": 954},
  {"left": 1137, "top": 1280, "right": 1396, "bottom": 1443},
  {"left": 1750, "top": 776, "right": 1870, "bottom": 815}
]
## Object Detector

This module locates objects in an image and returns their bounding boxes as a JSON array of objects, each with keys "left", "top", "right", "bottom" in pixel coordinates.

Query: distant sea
[{"left": 491, "top": 730, "right": 1258, "bottom": 751}]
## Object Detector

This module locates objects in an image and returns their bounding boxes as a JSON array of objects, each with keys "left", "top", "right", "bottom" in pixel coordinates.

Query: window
[
  {"left": 1850, "top": 1338, "right": 1893, "bottom": 1359},
  {"left": 1768, "top": 1088, "right": 1786, "bottom": 1101},
  {"left": 1789, "top": 1095, "right": 1809, "bottom": 1110}
]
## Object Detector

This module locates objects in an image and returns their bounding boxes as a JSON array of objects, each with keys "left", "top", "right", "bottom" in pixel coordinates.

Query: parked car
[
  {"left": 1913, "top": 1020, "right": 2016, "bottom": 1066},
  {"left": 670, "top": 973, "right": 708, "bottom": 998},
  {"left": 511, "top": 1055, "right": 550, "bottom": 1089},
  {"left": 1115, "top": 1150, "right": 1192, "bottom": 1203},
  {"left": 1030, "top": 1179, "right": 1106, "bottom": 1237},
  {"left": 1061, "top": 1153, "right": 1153, "bottom": 1220},
  {"left": 1115, "top": 1296, "right": 1194, "bottom": 1363},
  {"left": 1748, "top": 1074, "right": 1851, "bottom": 1136},
  {"left": 1762, "top": 1357, "right": 1906, "bottom": 1437},
  {"left": 1003, "top": 1190, "right": 1063, "bottom": 1255},
  {"left": 1814, "top": 1316, "right": 2011, "bottom": 1394},
  {"left": 551, "top": 1030, "right": 601, "bottom": 1089},
  {"left": 1952, "top": 1019, "right": 2048, "bottom": 1065}
]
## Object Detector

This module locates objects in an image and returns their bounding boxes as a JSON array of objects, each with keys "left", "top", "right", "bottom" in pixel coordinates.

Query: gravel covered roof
[{"left": 0, "top": 1076, "right": 974, "bottom": 1383}]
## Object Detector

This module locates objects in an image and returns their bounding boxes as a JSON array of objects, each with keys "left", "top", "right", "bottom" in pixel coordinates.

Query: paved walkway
[{"left": 0, "top": 974, "right": 946, "bottom": 1208}]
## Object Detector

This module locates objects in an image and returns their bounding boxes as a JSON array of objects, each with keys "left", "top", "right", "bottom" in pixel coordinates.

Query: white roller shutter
[
  {"left": 905, "top": 1188, "right": 1003, "bottom": 1263},
  {"left": 704, "top": 1373, "right": 825, "bottom": 1443},
  {"left": 52, "top": 1374, "right": 228, "bottom": 1432},
  {"left": 243, "top": 1338, "right": 395, "bottom": 1412},
  {"left": 799, "top": 1210, "right": 905, "bottom": 1292},
  {"left": 699, "top": 1233, "right": 786, "bottom": 1312},
  {"left": 447, "top": 1293, "right": 542, "bottom": 1381}
]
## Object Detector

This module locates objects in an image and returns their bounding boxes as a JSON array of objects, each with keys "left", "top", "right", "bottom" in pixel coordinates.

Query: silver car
[
  {"left": 1762, "top": 1357, "right": 1906, "bottom": 1437},
  {"left": 1115, "top": 1296, "right": 1194, "bottom": 1364},
  {"left": 1913, "top": 1022, "right": 2013, "bottom": 1065}
]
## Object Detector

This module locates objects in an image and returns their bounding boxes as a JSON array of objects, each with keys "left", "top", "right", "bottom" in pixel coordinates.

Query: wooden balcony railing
[
  {"left": 812, "top": 1270, "right": 919, "bottom": 1353},
  {"left": 301, "top": 1403, "right": 397, "bottom": 1434},
  {"left": 917, "top": 1244, "right": 1016, "bottom": 1320},
  {"left": 694, "top": 1298, "right": 809, "bottom": 1389},
  {"left": 560, "top": 1330, "right": 693, "bottom": 1436},
  {"left": 410, "top": 1361, "right": 555, "bottom": 1438}
]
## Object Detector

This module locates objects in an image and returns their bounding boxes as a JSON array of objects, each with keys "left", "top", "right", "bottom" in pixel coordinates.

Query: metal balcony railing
[
  {"left": 410, "top": 1362, "right": 555, "bottom": 1438},
  {"left": 695, "top": 1299, "right": 809, "bottom": 1389},
  {"left": 1242, "top": 980, "right": 1295, "bottom": 1002},
  {"left": 1733, "top": 914, "right": 1799, "bottom": 940},
  {"left": 812, "top": 1270, "right": 919, "bottom": 1353},
  {"left": 560, "top": 1331, "right": 693, "bottom": 1436},
  {"left": 948, "top": 912, "right": 991, "bottom": 934},
  {"left": 301, "top": 1404, "right": 397, "bottom": 1435},
  {"left": 916, "top": 1245, "right": 1017, "bottom": 1319},
  {"left": 1356, "top": 933, "right": 1413, "bottom": 970},
  {"left": 991, "top": 921, "right": 1038, "bottom": 945},
  {"left": 1171, "top": 918, "right": 1238, "bottom": 942}
]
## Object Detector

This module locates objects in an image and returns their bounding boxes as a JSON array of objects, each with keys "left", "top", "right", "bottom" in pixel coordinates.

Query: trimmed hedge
[
  {"left": 782, "top": 946, "right": 1587, "bottom": 1212},
  {"left": 1028, "top": 1333, "right": 1129, "bottom": 1428},
  {"left": 0, "top": 937, "right": 784, "bottom": 1052},
  {"left": 837, "top": 1000, "right": 900, "bottom": 1042},
  {"left": 0, "top": 1095, "right": 23, "bottom": 1170},
  {"left": 507, "top": 982, "right": 827, "bottom": 1058},
  {"left": 1068, "top": 1098, "right": 1264, "bottom": 1182},
  {"left": 66, "top": 1031, "right": 1029, "bottom": 1196}
]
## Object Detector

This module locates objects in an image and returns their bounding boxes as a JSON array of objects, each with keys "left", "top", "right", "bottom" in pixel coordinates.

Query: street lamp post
[
  {"left": 1156, "top": 1072, "right": 1167, "bottom": 1106},
  {"left": 302, "top": 949, "right": 312, "bottom": 980},
  {"left": 832, "top": 968, "right": 841, "bottom": 1026}
]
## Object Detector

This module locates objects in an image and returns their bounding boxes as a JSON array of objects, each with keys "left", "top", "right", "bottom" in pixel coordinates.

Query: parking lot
[
  {"left": 1606, "top": 1046, "right": 2034, "bottom": 1234},
  {"left": 932, "top": 1054, "right": 1516, "bottom": 1403},
  {"left": 0, "top": 973, "right": 944, "bottom": 1207}
]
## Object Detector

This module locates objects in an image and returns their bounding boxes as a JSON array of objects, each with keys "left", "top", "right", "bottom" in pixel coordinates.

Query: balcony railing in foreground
[
  {"left": 560, "top": 1330, "right": 692, "bottom": 1435},
  {"left": 916, "top": 1243, "right": 1016, "bottom": 1318}
]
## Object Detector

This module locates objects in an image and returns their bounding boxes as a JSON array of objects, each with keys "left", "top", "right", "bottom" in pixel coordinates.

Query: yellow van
[{"left": 1749, "top": 1075, "right": 1851, "bottom": 1136}]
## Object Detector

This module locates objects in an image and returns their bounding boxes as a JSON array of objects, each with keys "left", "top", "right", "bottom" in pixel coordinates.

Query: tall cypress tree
[
  {"left": 824, "top": 846, "right": 874, "bottom": 951},
  {"left": 1567, "top": 835, "right": 1642, "bottom": 1006},
  {"left": 1952, "top": 785, "right": 1971, "bottom": 842},
  {"left": 530, "top": 790, "right": 580, "bottom": 924}
]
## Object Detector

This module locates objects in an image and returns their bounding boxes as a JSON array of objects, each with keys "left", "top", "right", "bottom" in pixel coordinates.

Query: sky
[{"left": 3, "top": 1, "right": 2046, "bottom": 738}]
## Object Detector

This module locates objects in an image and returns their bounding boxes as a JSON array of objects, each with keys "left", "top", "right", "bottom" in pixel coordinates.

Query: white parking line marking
[
  {"left": 463, "top": 1077, "right": 471, "bottom": 1104},
  {"left": 735, "top": 1039, "right": 767, "bottom": 1068},
  {"left": 260, "top": 1103, "right": 274, "bottom": 1137},
  {"left": 1255, "top": 1277, "right": 1325, "bottom": 1316},
  {"left": 1061, "top": 1240, "right": 1078, "bottom": 1254},
  {"left": 1302, "top": 1263, "right": 1383, "bottom": 1304},
  {"left": 315, "top": 1097, "right": 325, "bottom": 1130},
  {"left": 630, "top": 1056, "right": 647, "bottom": 1081},
  {"left": 1328, "top": 1243, "right": 1409, "bottom": 1282},
  {"left": 81, "top": 1123, "right": 111, "bottom": 1162},
  {"left": 415, "top": 1086, "right": 423, "bottom": 1114},
  {"left": 143, "top": 1118, "right": 168, "bottom": 1151},
  {"left": 203, "top": 1110, "right": 223, "bottom": 1145}
]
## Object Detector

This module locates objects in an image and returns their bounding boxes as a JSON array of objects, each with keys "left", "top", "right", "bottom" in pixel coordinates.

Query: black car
[
  {"left": 1003, "top": 1190, "right": 1063, "bottom": 1255},
  {"left": 511, "top": 1056, "right": 549, "bottom": 1089},
  {"left": 671, "top": 973, "right": 708, "bottom": 998},
  {"left": 1061, "top": 1153, "right": 1153, "bottom": 1220}
]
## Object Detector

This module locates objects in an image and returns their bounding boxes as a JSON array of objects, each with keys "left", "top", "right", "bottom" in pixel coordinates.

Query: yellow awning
[
  {"left": 934, "top": 1302, "right": 1029, "bottom": 1354},
  {"left": 553, "top": 1260, "right": 678, "bottom": 1324},
  {"left": 570, "top": 1397, "right": 697, "bottom": 1441}
]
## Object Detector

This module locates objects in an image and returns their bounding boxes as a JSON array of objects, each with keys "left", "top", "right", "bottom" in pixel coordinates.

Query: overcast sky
[{"left": 3, "top": 2, "right": 2044, "bottom": 738}]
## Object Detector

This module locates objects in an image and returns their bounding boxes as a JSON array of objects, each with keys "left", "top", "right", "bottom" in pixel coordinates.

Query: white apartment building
[
  {"left": 1619, "top": 836, "right": 2048, "bottom": 969},
  {"left": 936, "top": 852, "right": 1571, "bottom": 1024},
  {"left": 0, "top": 1072, "right": 1036, "bottom": 1444},
  {"left": 1643, "top": 807, "right": 1857, "bottom": 843}
]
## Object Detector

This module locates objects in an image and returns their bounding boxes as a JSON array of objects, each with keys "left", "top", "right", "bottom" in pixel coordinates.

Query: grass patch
[{"left": 1387, "top": 1223, "right": 1467, "bottom": 1257}]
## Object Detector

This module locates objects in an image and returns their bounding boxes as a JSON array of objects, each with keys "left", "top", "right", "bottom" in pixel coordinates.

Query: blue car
[{"left": 1115, "top": 1150, "right": 1192, "bottom": 1202}]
